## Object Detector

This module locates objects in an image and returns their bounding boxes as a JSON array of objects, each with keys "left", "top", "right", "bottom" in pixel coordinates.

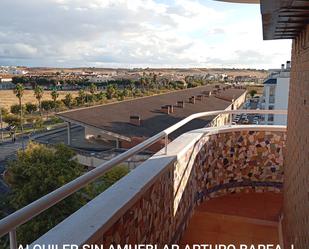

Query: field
[{"left": 0, "top": 90, "right": 79, "bottom": 109}]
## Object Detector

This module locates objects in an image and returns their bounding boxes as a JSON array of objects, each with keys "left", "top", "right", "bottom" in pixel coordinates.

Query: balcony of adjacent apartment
[{"left": 0, "top": 109, "right": 287, "bottom": 248}]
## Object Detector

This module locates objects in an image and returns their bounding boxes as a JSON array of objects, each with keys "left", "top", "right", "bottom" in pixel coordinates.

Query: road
[
  {"left": 0, "top": 138, "right": 30, "bottom": 172},
  {"left": 0, "top": 138, "right": 28, "bottom": 194},
  {"left": 0, "top": 124, "right": 108, "bottom": 174},
  {"left": 0, "top": 125, "right": 78, "bottom": 194}
]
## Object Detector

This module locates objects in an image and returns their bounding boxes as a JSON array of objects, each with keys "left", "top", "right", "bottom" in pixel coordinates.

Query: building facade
[
  {"left": 262, "top": 62, "right": 290, "bottom": 125},
  {"left": 0, "top": 77, "right": 14, "bottom": 90},
  {"left": 283, "top": 24, "right": 309, "bottom": 249}
]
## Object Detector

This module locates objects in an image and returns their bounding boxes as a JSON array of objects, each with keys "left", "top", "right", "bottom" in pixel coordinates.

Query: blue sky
[{"left": 0, "top": 0, "right": 291, "bottom": 69}]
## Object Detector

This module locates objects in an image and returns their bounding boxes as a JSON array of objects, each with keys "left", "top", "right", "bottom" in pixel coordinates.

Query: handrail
[{"left": 0, "top": 109, "right": 288, "bottom": 241}]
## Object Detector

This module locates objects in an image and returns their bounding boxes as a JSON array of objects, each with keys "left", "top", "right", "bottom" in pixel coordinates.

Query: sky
[{"left": 0, "top": 0, "right": 292, "bottom": 69}]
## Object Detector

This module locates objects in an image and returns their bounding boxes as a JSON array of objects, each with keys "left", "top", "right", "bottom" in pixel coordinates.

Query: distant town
[{"left": 0, "top": 66, "right": 267, "bottom": 91}]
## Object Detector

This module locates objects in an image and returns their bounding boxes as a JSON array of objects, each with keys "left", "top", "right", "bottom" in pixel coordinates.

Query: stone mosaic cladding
[
  {"left": 94, "top": 130, "right": 286, "bottom": 246},
  {"left": 194, "top": 130, "right": 285, "bottom": 202}
]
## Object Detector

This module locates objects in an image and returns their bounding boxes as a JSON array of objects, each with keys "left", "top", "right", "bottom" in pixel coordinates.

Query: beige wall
[
  {"left": 211, "top": 90, "right": 247, "bottom": 127},
  {"left": 283, "top": 25, "right": 309, "bottom": 248},
  {"left": 75, "top": 153, "right": 149, "bottom": 170}
]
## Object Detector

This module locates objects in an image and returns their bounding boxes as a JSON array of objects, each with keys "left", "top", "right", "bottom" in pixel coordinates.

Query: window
[
  {"left": 269, "top": 86, "right": 276, "bottom": 96},
  {"left": 269, "top": 96, "right": 275, "bottom": 104}
]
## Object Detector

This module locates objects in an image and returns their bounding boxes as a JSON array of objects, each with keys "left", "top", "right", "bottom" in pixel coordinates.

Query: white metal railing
[{"left": 0, "top": 109, "right": 287, "bottom": 248}]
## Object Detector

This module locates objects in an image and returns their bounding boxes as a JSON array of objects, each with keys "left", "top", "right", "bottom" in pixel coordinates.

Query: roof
[
  {"left": 217, "top": 0, "right": 309, "bottom": 40},
  {"left": 264, "top": 78, "right": 277, "bottom": 84},
  {"left": 58, "top": 86, "right": 245, "bottom": 140},
  {"left": 216, "top": 0, "right": 259, "bottom": 3},
  {"left": 260, "top": 0, "right": 309, "bottom": 40}
]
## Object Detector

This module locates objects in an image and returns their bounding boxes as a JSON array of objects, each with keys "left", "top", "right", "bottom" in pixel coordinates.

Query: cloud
[{"left": 0, "top": 0, "right": 291, "bottom": 68}]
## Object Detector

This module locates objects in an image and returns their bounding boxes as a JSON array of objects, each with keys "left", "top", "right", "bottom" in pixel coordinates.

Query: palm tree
[
  {"left": 63, "top": 93, "right": 73, "bottom": 108},
  {"left": 34, "top": 86, "right": 44, "bottom": 117},
  {"left": 13, "top": 83, "right": 25, "bottom": 150},
  {"left": 89, "top": 83, "right": 97, "bottom": 103},
  {"left": 51, "top": 90, "right": 59, "bottom": 112},
  {"left": 153, "top": 74, "right": 158, "bottom": 89},
  {"left": 140, "top": 78, "right": 146, "bottom": 91},
  {"left": 78, "top": 89, "right": 86, "bottom": 106}
]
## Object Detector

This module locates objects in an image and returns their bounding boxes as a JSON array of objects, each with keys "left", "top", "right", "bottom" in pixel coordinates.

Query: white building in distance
[{"left": 261, "top": 61, "right": 290, "bottom": 125}]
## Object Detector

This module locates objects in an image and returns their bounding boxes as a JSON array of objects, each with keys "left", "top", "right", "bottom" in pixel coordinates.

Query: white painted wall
[
  {"left": 274, "top": 77, "right": 289, "bottom": 125},
  {"left": 262, "top": 84, "right": 274, "bottom": 125},
  {"left": 262, "top": 70, "right": 290, "bottom": 125}
]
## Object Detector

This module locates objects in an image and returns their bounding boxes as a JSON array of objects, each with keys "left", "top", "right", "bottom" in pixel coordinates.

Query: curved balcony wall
[{"left": 32, "top": 126, "right": 286, "bottom": 247}]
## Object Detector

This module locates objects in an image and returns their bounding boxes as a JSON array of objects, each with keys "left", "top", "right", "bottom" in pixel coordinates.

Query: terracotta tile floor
[{"left": 180, "top": 193, "right": 283, "bottom": 247}]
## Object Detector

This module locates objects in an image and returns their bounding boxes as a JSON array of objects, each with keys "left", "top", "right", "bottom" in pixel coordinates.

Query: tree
[
  {"left": 140, "top": 77, "right": 146, "bottom": 91},
  {"left": 10, "top": 104, "right": 25, "bottom": 116},
  {"left": 34, "top": 86, "right": 44, "bottom": 117},
  {"left": 85, "top": 93, "right": 94, "bottom": 103},
  {"left": 128, "top": 83, "right": 136, "bottom": 93},
  {"left": 3, "top": 114, "right": 19, "bottom": 126},
  {"left": 51, "top": 90, "right": 59, "bottom": 112},
  {"left": 78, "top": 89, "right": 86, "bottom": 106},
  {"left": 133, "top": 88, "right": 142, "bottom": 97},
  {"left": 0, "top": 107, "right": 8, "bottom": 117},
  {"left": 249, "top": 89, "right": 257, "bottom": 98},
  {"left": 41, "top": 100, "right": 54, "bottom": 119},
  {"left": 152, "top": 74, "right": 158, "bottom": 88},
  {"left": 95, "top": 91, "right": 106, "bottom": 102},
  {"left": 106, "top": 85, "right": 116, "bottom": 99},
  {"left": 63, "top": 93, "right": 73, "bottom": 108},
  {"left": 123, "top": 88, "right": 130, "bottom": 98},
  {"left": 89, "top": 83, "right": 97, "bottom": 103},
  {"left": 5, "top": 143, "right": 88, "bottom": 245},
  {"left": 94, "top": 165, "right": 129, "bottom": 193},
  {"left": 13, "top": 84, "right": 25, "bottom": 148},
  {"left": 3, "top": 144, "right": 130, "bottom": 246},
  {"left": 25, "top": 103, "right": 37, "bottom": 114},
  {"left": 117, "top": 90, "right": 125, "bottom": 101}
]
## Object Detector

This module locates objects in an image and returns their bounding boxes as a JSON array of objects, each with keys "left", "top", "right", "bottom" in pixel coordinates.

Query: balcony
[{"left": 0, "top": 110, "right": 287, "bottom": 248}]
